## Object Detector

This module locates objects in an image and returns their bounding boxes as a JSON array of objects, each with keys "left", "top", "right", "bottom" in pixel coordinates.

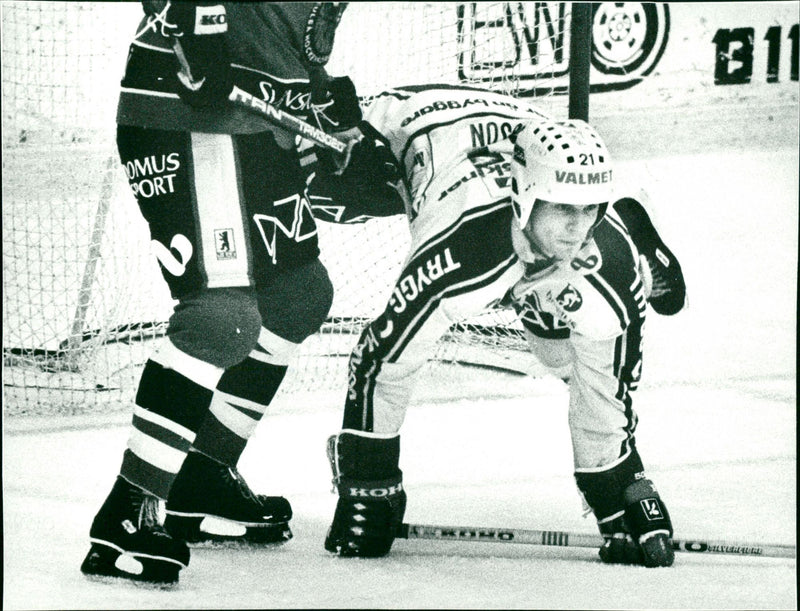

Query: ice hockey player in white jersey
[{"left": 310, "top": 85, "right": 687, "bottom": 568}]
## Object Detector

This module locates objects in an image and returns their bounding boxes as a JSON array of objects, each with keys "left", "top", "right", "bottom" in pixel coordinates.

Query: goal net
[{"left": 2, "top": 2, "right": 579, "bottom": 417}]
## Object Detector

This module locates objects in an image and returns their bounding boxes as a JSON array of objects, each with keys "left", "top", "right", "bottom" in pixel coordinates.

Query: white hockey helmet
[{"left": 510, "top": 119, "right": 614, "bottom": 227}]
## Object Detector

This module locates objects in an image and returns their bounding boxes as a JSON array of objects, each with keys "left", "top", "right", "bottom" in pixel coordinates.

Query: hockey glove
[
  {"left": 318, "top": 120, "right": 401, "bottom": 178},
  {"left": 595, "top": 480, "right": 675, "bottom": 567},
  {"left": 308, "top": 121, "right": 405, "bottom": 222},
  {"left": 143, "top": 1, "right": 233, "bottom": 109},
  {"left": 576, "top": 450, "right": 675, "bottom": 568},
  {"left": 619, "top": 478, "right": 675, "bottom": 567},
  {"left": 596, "top": 515, "right": 647, "bottom": 565},
  {"left": 310, "top": 76, "right": 363, "bottom": 133},
  {"left": 324, "top": 431, "right": 407, "bottom": 558},
  {"left": 613, "top": 196, "right": 687, "bottom": 316}
]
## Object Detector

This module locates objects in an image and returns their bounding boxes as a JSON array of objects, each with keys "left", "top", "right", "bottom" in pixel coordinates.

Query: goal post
[
  {"left": 568, "top": 2, "right": 593, "bottom": 121},
  {"left": 66, "top": 155, "right": 119, "bottom": 365},
  {"left": 2, "top": 2, "right": 592, "bottom": 417}
]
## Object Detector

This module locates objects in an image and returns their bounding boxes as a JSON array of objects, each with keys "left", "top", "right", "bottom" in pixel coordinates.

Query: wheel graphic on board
[{"left": 591, "top": 3, "right": 670, "bottom": 77}]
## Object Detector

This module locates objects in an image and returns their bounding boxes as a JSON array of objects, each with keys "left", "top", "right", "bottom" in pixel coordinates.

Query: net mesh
[{"left": 2, "top": 2, "right": 573, "bottom": 416}]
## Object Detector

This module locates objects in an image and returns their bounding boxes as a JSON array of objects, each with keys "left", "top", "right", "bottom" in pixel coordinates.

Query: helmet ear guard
[{"left": 510, "top": 119, "right": 614, "bottom": 228}]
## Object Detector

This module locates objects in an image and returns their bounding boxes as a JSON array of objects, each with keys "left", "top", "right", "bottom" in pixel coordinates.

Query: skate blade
[
  {"left": 81, "top": 542, "right": 183, "bottom": 584},
  {"left": 166, "top": 513, "right": 292, "bottom": 545}
]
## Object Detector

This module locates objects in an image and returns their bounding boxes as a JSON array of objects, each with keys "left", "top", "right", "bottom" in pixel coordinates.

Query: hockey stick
[
  {"left": 171, "top": 39, "right": 347, "bottom": 154},
  {"left": 227, "top": 86, "right": 347, "bottom": 154},
  {"left": 399, "top": 523, "right": 796, "bottom": 559}
]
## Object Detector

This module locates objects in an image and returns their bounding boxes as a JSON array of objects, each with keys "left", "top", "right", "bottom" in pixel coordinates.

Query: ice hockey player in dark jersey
[
  {"left": 81, "top": 1, "right": 366, "bottom": 584},
  {"left": 312, "top": 85, "right": 687, "bottom": 568}
]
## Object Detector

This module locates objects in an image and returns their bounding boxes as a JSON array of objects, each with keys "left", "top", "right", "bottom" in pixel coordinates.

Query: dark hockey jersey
[{"left": 117, "top": 3, "right": 343, "bottom": 143}]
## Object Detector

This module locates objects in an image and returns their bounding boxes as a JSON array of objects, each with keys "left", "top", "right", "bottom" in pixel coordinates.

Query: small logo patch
[
  {"left": 194, "top": 6, "right": 227, "bottom": 35},
  {"left": 214, "top": 228, "right": 236, "bottom": 260},
  {"left": 121, "top": 519, "right": 137, "bottom": 534},
  {"left": 556, "top": 283, "right": 583, "bottom": 312},
  {"left": 640, "top": 498, "right": 664, "bottom": 521}
]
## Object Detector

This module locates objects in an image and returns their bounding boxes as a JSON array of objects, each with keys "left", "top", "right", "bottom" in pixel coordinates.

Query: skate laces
[
  {"left": 138, "top": 495, "right": 164, "bottom": 529},
  {"left": 130, "top": 491, "right": 172, "bottom": 537},
  {"left": 222, "top": 465, "right": 261, "bottom": 505}
]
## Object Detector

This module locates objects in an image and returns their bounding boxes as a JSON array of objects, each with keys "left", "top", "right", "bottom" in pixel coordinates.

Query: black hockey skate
[
  {"left": 164, "top": 450, "right": 292, "bottom": 545},
  {"left": 81, "top": 477, "right": 189, "bottom": 584},
  {"left": 614, "top": 197, "right": 687, "bottom": 316}
]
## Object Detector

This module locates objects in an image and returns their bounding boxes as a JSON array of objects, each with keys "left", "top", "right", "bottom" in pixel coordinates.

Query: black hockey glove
[
  {"left": 596, "top": 515, "right": 647, "bottom": 565},
  {"left": 575, "top": 450, "right": 675, "bottom": 568},
  {"left": 618, "top": 478, "right": 674, "bottom": 567},
  {"left": 309, "top": 121, "right": 406, "bottom": 222},
  {"left": 612, "top": 197, "right": 687, "bottom": 316},
  {"left": 310, "top": 76, "right": 363, "bottom": 133},
  {"left": 143, "top": 1, "right": 233, "bottom": 109},
  {"left": 324, "top": 432, "right": 407, "bottom": 558},
  {"left": 317, "top": 120, "right": 400, "bottom": 178},
  {"left": 595, "top": 481, "right": 675, "bottom": 568}
]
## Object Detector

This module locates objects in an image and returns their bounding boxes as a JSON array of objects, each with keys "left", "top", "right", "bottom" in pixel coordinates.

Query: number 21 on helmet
[{"left": 510, "top": 119, "right": 615, "bottom": 232}]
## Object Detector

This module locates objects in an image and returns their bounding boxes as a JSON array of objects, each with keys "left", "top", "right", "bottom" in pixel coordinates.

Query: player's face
[{"left": 523, "top": 201, "right": 601, "bottom": 260}]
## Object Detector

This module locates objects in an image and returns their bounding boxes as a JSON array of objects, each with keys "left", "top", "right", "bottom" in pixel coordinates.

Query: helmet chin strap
[
  {"left": 511, "top": 221, "right": 554, "bottom": 266},
  {"left": 511, "top": 218, "right": 600, "bottom": 273}
]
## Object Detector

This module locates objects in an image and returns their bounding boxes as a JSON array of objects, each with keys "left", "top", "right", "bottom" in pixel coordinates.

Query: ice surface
[{"left": 3, "top": 378, "right": 796, "bottom": 610}]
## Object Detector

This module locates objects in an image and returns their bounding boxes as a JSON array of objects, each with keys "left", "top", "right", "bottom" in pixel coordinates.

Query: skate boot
[
  {"left": 614, "top": 196, "right": 686, "bottom": 315},
  {"left": 164, "top": 450, "right": 292, "bottom": 545},
  {"left": 80, "top": 477, "right": 189, "bottom": 584}
]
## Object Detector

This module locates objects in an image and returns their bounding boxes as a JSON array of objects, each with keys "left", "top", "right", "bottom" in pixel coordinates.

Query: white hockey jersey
[
  {"left": 361, "top": 85, "right": 548, "bottom": 220},
  {"left": 343, "top": 86, "right": 649, "bottom": 469}
]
